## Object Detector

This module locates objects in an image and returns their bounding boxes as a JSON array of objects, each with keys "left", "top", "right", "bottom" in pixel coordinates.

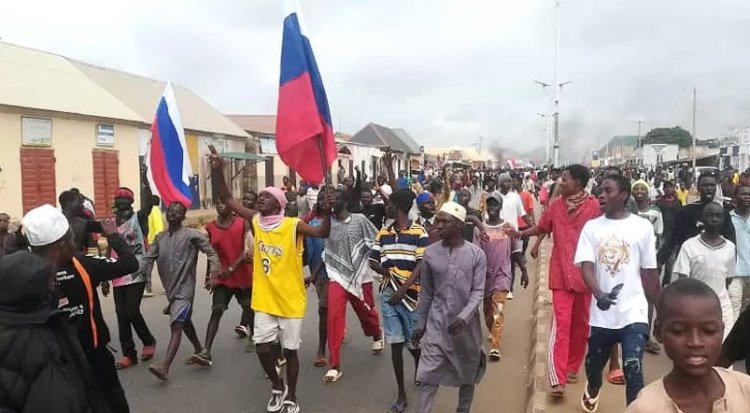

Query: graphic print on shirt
[
  {"left": 257, "top": 241, "right": 283, "bottom": 276},
  {"left": 596, "top": 234, "right": 631, "bottom": 276}
]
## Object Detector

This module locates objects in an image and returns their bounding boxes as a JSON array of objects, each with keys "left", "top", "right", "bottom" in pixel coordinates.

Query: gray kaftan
[
  {"left": 415, "top": 241, "right": 487, "bottom": 386},
  {"left": 141, "top": 227, "right": 220, "bottom": 322}
]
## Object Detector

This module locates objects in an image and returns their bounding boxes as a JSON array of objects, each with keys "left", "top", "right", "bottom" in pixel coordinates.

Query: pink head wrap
[{"left": 261, "top": 186, "right": 287, "bottom": 213}]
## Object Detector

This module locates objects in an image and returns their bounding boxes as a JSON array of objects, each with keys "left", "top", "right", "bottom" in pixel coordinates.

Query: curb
[{"left": 526, "top": 240, "right": 553, "bottom": 413}]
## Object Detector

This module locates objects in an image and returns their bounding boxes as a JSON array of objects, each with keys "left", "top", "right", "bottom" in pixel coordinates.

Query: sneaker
[
  {"left": 280, "top": 400, "right": 301, "bottom": 413},
  {"left": 507, "top": 291, "right": 515, "bottom": 300},
  {"left": 267, "top": 385, "right": 288, "bottom": 412},
  {"left": 489, "top": 349, "right": 501, "bottom": 361},
  {"left": 235, "top": 325, "right": 249, "bottom": 338}
]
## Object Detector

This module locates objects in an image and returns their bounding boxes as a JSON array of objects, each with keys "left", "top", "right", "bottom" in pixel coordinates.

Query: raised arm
[{"left": 208, "top": 145, "right": 258, "bottom": 221}]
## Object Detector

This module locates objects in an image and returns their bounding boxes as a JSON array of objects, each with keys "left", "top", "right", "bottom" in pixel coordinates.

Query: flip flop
[
  {"left": 372, "top": 331, "right": 385, "bottom": 355},
  {"left": 149, "top": 365, "right": 169, "bottom": 381},
  {"left": 580, "top": 383, "right": 600, "bottom": 413},
  {"left": 606, "top": 369, "right": 625, "bottom": 385},
  {"left": 549, "top": 385, "right": 565, "bottom": 398},
  {"left": 387, "top": 400, "right": 408, "bottom": 413},
  {"left": 314, "top": 356, "right": 327, "bottom": 367},
  {"left": 323, "top": 368, "right": 342, "bottom": 383}
]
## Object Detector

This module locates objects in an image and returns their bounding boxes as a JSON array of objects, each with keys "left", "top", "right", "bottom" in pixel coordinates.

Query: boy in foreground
[{"left": 626, "top": 278, "right": 750, "bottom": 412}]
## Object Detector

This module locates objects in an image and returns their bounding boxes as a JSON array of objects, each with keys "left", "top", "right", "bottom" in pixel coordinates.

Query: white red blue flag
[
  {"left": 276, "top": 0, "right": 337, "bottom": 183},
  {"left": 146, "top": 82, "right": 193, "bottom": 208}
]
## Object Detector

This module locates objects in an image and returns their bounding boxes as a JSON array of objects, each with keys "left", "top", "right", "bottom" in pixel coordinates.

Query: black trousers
[
  {"left": 86, "top": 345, "right": 129, "bottom": 413},
  {"left": 113, "top": 281, "right": 155, "bottom": 359}
]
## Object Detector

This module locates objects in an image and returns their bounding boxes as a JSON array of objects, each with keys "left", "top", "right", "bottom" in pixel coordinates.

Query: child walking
[
  {"left": 140, "top": 202, "right": 221, "bottom": 381},
  {"left": 475, "top": 194, "right": 527, "bottom": 361}
]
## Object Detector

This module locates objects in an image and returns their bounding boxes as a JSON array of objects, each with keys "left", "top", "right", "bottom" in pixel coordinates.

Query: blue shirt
[
  {"left": 731, "top": 210, "right": 750, "bottom": 277},
  {"left": 304, "top": 217, "right": 328, "bottom": 281}
]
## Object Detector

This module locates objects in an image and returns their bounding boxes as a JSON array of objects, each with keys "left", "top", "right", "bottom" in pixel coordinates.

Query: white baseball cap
[{"left": 22, "top": 204, "right": 71, "bottom": 247}]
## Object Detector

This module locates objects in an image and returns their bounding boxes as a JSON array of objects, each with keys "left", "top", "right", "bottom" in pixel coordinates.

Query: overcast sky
[{"left": 4, "top": 0, "right": 750, "bottom": 161}]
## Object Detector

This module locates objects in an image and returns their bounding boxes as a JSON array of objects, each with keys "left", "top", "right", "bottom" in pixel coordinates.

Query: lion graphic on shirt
[{"left": 596, "top": 234, "right": 630, "bottom": 276}]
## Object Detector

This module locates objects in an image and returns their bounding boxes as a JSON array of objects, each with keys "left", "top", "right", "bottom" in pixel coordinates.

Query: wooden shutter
[
  {"left": 92, "top": 150, "right": 120, "bottom": 218},
  {"left": 20, "top": 148, "right": 57, "bottom": 213}
]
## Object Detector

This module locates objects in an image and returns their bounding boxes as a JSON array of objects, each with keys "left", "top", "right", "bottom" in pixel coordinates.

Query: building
[
  {"left": 0, "top": 42, "right": 250, "bottom": 218},
  {"left": 350, "top": 123, "right": 423, "bottom": 176},
  {"left": 424, "top": 146, "right": 496, "bottom": 170},
  {"left": 225, "top": 115, "right": 291, "bottom": 189}
]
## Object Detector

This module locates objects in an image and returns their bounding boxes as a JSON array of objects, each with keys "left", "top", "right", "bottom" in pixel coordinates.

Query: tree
[{"left": 641, "top": 126, "right": 693, "bottom": 148}]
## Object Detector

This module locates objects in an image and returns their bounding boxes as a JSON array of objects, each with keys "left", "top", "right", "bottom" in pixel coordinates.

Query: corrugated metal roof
[
  {"left": 226, "top": 115, "right": 276, "bottom": 135},
  {"left": 351, "top": 123, "right": 420, "bottom": 154},
  {"left": 0, "top": 42, "right": 248, "bottom": 138},
  {"left": 0, "top": 42, "right": 142, "bottom": 122}
]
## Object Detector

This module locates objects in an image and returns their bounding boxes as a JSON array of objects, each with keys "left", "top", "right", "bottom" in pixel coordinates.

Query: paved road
[{"left": 100, "top": 251, "right": 538, "bottom": 413}]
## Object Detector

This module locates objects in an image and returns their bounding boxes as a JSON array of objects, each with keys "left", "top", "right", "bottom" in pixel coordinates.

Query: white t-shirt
[
  {"left": 673, "top": 236, "right": 735, "bottom": 298},
  {"left": 495, "top": 190, "right": 525, "bottom": 230},
  {"left": 673, "top": 235, "right": 737, "bottom": 335},
  {"left": 574, "top": 214, "right": 657, "bottom": 329}
]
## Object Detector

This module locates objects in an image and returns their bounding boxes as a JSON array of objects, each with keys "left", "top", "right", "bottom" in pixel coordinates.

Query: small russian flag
[
  {"left": 276, "top": 0, "right": 337, "bottom": 183},
  {"left": 146, "top": 82, "right": 193, "bottom": 208}
]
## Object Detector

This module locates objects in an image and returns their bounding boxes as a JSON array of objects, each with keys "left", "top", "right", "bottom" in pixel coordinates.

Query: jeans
[
  {"left": 585, "top": 323, "right": 649, "bottom": 405},
  {"left": 113, "top": 282, "right": 155, "bottom": 359},
  {"left": 380, "top": 287, "right": 417, "bottom": 348}
]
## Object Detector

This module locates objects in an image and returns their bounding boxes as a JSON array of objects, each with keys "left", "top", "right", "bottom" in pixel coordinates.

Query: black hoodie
[{"left": 0, "top": 251, "right": 110, "bottom": 412}]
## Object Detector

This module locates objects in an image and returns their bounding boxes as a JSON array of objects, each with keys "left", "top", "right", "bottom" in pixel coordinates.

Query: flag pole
[{"left": 317, "top": 135, "right": 331, "bottom": 187}]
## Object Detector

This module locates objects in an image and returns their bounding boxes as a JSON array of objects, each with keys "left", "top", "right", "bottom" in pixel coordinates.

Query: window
[
  {"left": 259, "top": 136, "right": 278, "bottom": 155},
  {"left": 21, "top": 117, "right": 52, "bottom": 146},
  {"left": 96, "top": 124, "right": 115, "bottom": 147}
]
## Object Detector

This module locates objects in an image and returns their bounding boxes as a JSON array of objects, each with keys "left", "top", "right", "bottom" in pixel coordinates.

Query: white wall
[{"left": 642, "top": 144, "right": 678, "bottom": 167}]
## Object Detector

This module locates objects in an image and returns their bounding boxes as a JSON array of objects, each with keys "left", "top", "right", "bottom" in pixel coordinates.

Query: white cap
[
  {"left": 22, "top": 204, "right": 70, "bottom": 247},
  {"left": 438, "top": 201, "right": 467, "bottom": 223}
]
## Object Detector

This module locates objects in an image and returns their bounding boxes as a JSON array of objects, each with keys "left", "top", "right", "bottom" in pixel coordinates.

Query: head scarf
[{"left": 258, "top": 186, "right": 288, "bottom": 229}]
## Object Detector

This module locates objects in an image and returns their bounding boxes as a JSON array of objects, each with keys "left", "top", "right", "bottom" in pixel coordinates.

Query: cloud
[{"left": 3, "top": 0, "right": 750, "bottom": 163}]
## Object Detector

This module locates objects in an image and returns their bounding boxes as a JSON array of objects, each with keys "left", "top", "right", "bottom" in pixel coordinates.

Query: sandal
[
  {"left": 115, "top": 356, "right": 136, "bottom": 370},
  {"left": 314, "top": 355, "right": 327, "bottom": 367},
  {"left": 549, "top": 385, "right": 565, "bottom": 398},
  {"left": 387, "top": 400, "right": 408, "bottom": 413},
  {"left": 141, "top": 344, "right": 156, "bottom": 361},
  {"left": 189, "top": 351, "right": 212, "bottom": 367},
  {"left": 606, "top": 369, "right": 625, "bottom": 385},
  {"left": 149, "top": 365, "right": 169, "bottom": 381},
  {"left": 580, "top": 384, "right": 599, "bottom": 413},
  {"left": 323, "top": 368, "right": 342, "bottom": 383},
  {"left": 566, "top": 372, "right": 579, "bottom": 383},
  {"left": 372, "top": 330, "right": 385, "bottom": 355}
]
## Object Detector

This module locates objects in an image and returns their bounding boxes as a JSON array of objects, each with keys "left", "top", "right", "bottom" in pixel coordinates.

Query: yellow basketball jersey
[{"left": 251, "top": 216, "right": 306, "bottom": 318}]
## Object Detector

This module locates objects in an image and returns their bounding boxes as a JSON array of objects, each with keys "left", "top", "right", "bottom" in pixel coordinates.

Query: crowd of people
[{"left": 2, "top": 153, "right": 750, "bottom": 413}]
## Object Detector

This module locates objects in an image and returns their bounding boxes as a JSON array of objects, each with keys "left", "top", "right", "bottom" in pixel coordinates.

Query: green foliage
[{"left": 641, "top": 126, "right": 693, "bottom": 147}]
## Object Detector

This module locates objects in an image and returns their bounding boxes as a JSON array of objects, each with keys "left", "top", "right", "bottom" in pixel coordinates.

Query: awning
[{"left": 219, "top": 152, "right": 268, "bottom": 163}]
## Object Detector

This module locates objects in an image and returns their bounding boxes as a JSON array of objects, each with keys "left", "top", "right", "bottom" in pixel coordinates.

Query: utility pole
[
  {"left": 552, "top": 0, "right": 561, "bottom": 167},
  {"left": 635, "top": 120, "right": 645, "bottom": 166},
  {"left": 692, "top": 87, "right": 697, "bottom": 177}
]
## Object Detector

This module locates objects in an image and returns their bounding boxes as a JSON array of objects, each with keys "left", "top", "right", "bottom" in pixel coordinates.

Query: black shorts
[
  {"left": 722, "top": 306, "right": 750, "bottom": 362},
  {"left": 212, "top": 285, "right": 251, "bottom": 312}
]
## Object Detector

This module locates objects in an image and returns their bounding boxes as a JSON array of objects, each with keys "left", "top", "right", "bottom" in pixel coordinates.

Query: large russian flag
[
  {"left": 146, "top": 82, "right": 193, "bottom": 208},
  {"left": 276, "top": 0, "right": 337, "bottom": 183}
]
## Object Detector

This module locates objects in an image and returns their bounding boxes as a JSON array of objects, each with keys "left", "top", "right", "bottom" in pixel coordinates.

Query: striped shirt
[{"left": 369, "top": 221, "right": 428, "bottom": 310}]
